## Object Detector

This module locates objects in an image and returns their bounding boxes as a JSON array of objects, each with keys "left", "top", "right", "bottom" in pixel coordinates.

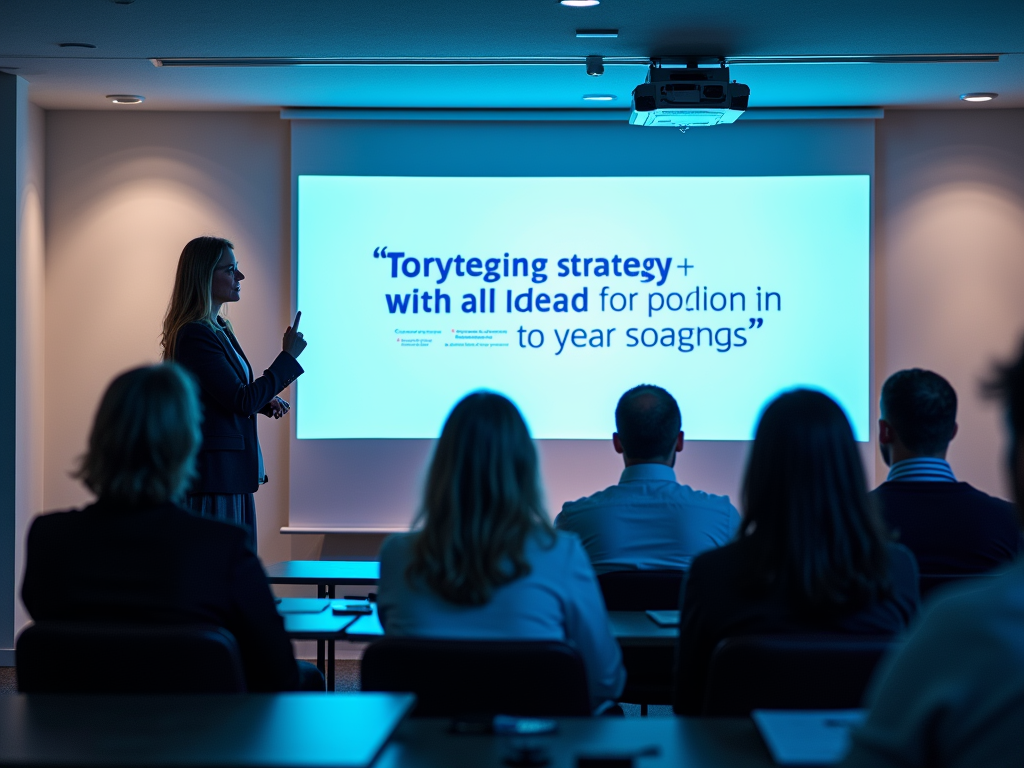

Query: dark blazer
[
  {"left": 175, "top": 320, "right": 302, "bottom": 494},
  {"left": 22, "top": 500, "right": 301, "bottom": 692},
  {"left": 672, "top": 538, "right": 919, "bottom": 715},
  {"left": 872, "top": 481, "right": 1022, "bottom": 575}
]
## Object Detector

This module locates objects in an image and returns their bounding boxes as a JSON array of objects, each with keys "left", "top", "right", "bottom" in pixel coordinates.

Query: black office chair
[
  {"left": 16, "top": 622, "right": 248, "bottom": 693},
  {"left": 597, "top": 569, "right": 686, "bottom": 711},
  {"left": 701, "top": 634, "right": 897, "bottom": 716},
  {"left": 919, "top": 572, "right": 982, "bottom": 601},
  {"left": 361, "top": 637, "right": 591, "bottom": 716},
  {"left": 597, "top": 570, "right": 686, "bottom": 612}
]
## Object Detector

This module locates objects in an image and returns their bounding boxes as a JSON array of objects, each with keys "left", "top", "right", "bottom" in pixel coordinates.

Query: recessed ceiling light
[
  {"left": 106, "top": 94, "right": 145, "bottom": 104},
  {"left": 576, "top": 29, "right": 618, "bottom": 38},
  {"left": 59, "top": 42, "right": 97, "bottom": 49},
  {"left": 960, "top": 92, "right": 997, "bottom": 102},
  {"left": 583, "top": 95, "right": 617, "bottom": 101},
  {"left": 560, "top": 0, "right": 600, "bottom": 6}
]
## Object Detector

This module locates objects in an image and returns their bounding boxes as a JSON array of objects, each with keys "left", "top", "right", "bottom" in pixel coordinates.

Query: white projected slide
[{"left": 297, "top": 175, "right": 870, "bottom": 442}]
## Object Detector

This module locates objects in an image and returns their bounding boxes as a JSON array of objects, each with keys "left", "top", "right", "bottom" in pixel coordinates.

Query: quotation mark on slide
[
  {"left": 374, "top": 246, "right": 389, "bottom": 258},
  {"left": 749, "top": 318, "right": 764, "bottom": 329}
]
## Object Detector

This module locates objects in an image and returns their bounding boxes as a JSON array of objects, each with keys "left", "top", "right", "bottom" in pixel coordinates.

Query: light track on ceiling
[{"left": 150, "top": 53, "right": 1002, "bottom": 68}]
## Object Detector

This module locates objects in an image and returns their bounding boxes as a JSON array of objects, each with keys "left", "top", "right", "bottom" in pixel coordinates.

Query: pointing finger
[{"left": 292, "top": 311, "right": 301, "bottom": 331}]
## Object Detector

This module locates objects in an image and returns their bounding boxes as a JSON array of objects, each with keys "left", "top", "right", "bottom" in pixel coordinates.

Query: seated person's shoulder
[
  {"left": 516, "top": 530, "right": 587, "bottom": 577},
  {"left": 676, "top": 484, "right": 736, "bottom": 511},
  {"left": 380, "top": 531, "right": 416, "bottom": 562},
  {"left": 960, "top": 483, "right": 1018, "bottom": 514},
  {"left": 121, "top": 501, "right": 252, "bottom": 550},
  {"left": 884, "top": 541, "right": 921, "bottom": 589},
  {"left": 557, "top": 484, "right": 622, "bottom": 519},
  {"left": 885, "top": 540, "right": 918, "bottom": 570},
  {"left": 920, "top": 562, "right": 1024, "bottom": 648},
  {"left": 688, "top": 537, "right": 744, "bottom": 579},
  {"left": 174, "top": 506, "right": 250, "bottom": 543},
  {"left": 30, "top": 506, "right": 78, "bottom": 531},
  {"left": 27, "top": 507, "right": 86, "bottom": 550}
]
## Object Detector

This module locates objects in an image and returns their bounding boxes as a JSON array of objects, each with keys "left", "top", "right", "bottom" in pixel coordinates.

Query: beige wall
[
  {"left": 14, "top": 101, "right": 46, "bottom": 638},
  {"left": 28, "top": 107, "right": 1024, "bottom": 622},
  {"left": 875, "top": 109, "right": 1024, "bottom": 498},
  {"left": 42, "top": 111, "right": 322, "bottom": 572}
]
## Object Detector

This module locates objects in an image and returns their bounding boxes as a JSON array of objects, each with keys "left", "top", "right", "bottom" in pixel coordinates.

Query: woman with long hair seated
[
  {"left": 22, "top": 364, "right": 322, "bottom": 691},
  {"left": 672, "top": 389, "right": 919, "bottom": 715},
  {"left": 377, "top": 391, "right": 626, "bottom": 712}
]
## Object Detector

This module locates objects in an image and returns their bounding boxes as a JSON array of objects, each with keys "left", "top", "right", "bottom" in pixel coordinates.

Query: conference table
[
  {"left": 608, "top": 610, "right": 679, "bottom": 647},
  {"left": 277, "top": 597, "right": 367, "bottom": 691},
  {"left": 377, "top": 716, "right": 775, "bottom": 768},
  {"left": 341, "top": 607, "right": 682, "bottom": 650},
  {"left": 267, "top": 560, "right": 381, "bottom": 688},
  {"left": 277, "top": 599, "right": 679, "bottom": 691},
  {"left": 267, "top": 562, "right": 679, "bottom": 641},
  {"left": 277, "top": 599, "right": 679, "bottom": 647},
  {"left": 0, "top": 693, "right": 782, "bottom": 768},
  {"left": 270, "top": 561, "right": 680, "bottom": 691}
]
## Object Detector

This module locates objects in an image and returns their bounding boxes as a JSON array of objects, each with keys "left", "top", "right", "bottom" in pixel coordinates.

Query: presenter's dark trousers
[{"left": 186, "top": 493, "right": 257, "bottom": 552}]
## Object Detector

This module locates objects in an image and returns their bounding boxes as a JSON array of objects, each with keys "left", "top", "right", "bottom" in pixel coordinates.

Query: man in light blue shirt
[{"left": 555, "top": 385, "right": 739, "bottom": 575}]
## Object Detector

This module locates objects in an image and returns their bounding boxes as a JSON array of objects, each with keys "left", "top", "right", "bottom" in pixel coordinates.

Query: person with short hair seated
[
  {"left": 21, "top": 364, "right": 323, "bottom": 692},
  {"left": 873, "top": 368, "right": 1021, "bottom": 577},
  {"left": 555, "top": 384, "right": 739, "bottom": 575},
  {"left": 843, "top": 342, "right": 1024, "bottom": 767},
  {"left": 672, "top": 389, "right": 919, "bottom": 715},
  {"left": 376, "top": 391, "right": 626, "bottom": 713}
]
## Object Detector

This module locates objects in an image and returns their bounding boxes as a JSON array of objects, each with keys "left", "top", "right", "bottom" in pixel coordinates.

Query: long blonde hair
[
  {"left": 161, "top": 236, "right": 234, "bottom": 361},
  {"left": 407, "top": 392, "right": 554, "bottom": 606}
]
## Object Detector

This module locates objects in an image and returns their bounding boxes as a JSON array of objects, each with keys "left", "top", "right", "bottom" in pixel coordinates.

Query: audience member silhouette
[
  {"left": 556, "top": 384, "right": 739, "bottom": 575},
  {"left": 844, "top": 343, "right": 1024, "bottom": 767},
  {"left": 873, "top": 368, "right": 1021, "bottom": 577},
  {"left": 21, "top": 364, "right": 323, "bottom": 692},
  {"left": 672, "top": 389, "right": 919, "bottom": 715},
  {"left": 376, "top": 391, "right": 626, "bottom": 712}
]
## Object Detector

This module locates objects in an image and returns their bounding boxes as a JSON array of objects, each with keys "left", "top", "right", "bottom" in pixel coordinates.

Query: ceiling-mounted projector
[{"left": 630, "top": 64, "right": 749, "bottom": 127}]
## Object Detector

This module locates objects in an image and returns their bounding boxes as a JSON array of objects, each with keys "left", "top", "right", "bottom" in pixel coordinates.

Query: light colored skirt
[{"left": 186, "top": 493, "right": 257, "bottom": 552}]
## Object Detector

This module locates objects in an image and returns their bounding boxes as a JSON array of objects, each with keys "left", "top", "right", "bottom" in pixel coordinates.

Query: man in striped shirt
[{"left": 871, "top": 368, "right": 1021, "bottom": 581}]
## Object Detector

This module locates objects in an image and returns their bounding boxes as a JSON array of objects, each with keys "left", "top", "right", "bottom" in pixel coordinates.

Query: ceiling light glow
[
  {"left": 583, "top": 95, "right": 616, "bottom": 101},
  {"left": 960, "top": 92, "right": 997, "bottom": 102},
  {"left": 560, "top": 0, "right": 600, "bottom": 6},
  {"left": 107, "top": 94, "right": 145, "bottom": 104}
]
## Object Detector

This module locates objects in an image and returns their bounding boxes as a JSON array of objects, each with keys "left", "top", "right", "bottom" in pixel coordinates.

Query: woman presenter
[{"left": 161, "top": 236, "right": 306, "bottom": 550}]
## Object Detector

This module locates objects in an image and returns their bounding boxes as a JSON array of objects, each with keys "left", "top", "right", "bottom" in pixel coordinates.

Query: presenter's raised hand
[
  {"left": 264, "top": 396, "right": 290, "bottom": 419},
  {"left": 283, "top": 311, "right": 306, "bottom": 358}
]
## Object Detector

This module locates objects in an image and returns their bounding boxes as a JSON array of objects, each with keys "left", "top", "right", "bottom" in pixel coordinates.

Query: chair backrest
[
  {"left": 597, "top": 570, "right": 686, "bottom": 611},
  {"left": 16, "top": 622, "right": 248, "bottom": 694},
  {"left": 361, "top": 638, "right": 591, "bottom": 716},
  {"left": 919, "top": 572, "right": 980, "bottom": 601},
  {"left": 702, "top": 634, "right": 896, "bottom": 716}
]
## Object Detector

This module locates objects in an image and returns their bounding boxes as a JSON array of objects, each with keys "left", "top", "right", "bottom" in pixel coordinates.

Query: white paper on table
[
  {"left": 645, "top": 610, "right": 680, "bottom": 627},
  {"left": 752, "top": 709, "right": 866, "bottom": 765}
]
